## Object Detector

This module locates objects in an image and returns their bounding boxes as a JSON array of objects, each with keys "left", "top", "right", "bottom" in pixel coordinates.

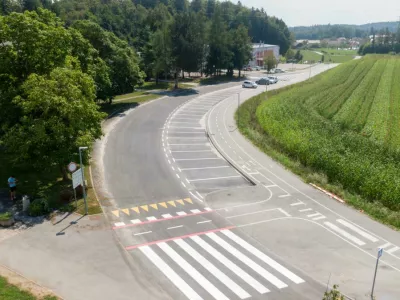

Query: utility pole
[
  {"left": 309, "top": 63, "right": 312, "bottom": 79},
  {"left": 237, "top": 93, "right": 240, "bottom": 123},
  {"left": 371, "top": 248, "right": 383, "bottom": 299}
]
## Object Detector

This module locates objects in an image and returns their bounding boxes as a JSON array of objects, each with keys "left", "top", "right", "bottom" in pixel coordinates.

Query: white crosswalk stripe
[
  {"left": 138, "top": 230, "right": 305, "bottom": 299},
  {"left": 139, "top": 246, "right": 203, "bottom": 300},
  {"left": 336, "top": 219, "right": 379, "bottom": 242},
  {"left": 206, "top": 232, "right": 288, "bottom": 289},
  {"left": 324, "top": 222, "right": 365, "bottom": 246},
  {"left": 175, "top": 239, "right": 251, "bottom": 299},
  {"left": 221, "top": 230, "right": 304, "bottom": 284},
  {"left": 158, "top": 242, "right": 229, "bottom": 300},
  {"left": 191, "top": 235, "right": 269, "bottom": 294}
]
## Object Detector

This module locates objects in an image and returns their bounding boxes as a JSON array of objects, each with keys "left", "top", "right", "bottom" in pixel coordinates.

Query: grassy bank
[
  {"left": 0, "top": 276, "right": 57, "bottom": 300},
  {"left": 301, "top": 48, "right": 357, "bottom": 63},
  {"left": 237, "top": 55, "right": 400, "bottom": 230}
]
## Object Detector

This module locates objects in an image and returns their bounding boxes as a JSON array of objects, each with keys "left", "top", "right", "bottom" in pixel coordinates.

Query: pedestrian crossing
[{"left": 137, "top": 229, "right": 305, "bottom": 299}]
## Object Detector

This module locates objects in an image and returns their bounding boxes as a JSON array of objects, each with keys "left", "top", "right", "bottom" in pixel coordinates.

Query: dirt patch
[{"left": 0, "top": 264, "right": 60, "bottom": 299}]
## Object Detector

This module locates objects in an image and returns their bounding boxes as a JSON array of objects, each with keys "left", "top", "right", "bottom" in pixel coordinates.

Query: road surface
[{"left": 102, "top": 64, "right": 400, "bottom": 300}]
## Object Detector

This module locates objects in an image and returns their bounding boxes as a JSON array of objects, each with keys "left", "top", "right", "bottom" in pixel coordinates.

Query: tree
[
  {"left": 231, "top": 24, "right": 252, "bottom": 78},
  {"left": 294, "top": 50, "right": 303, "bottom": 61},
  {"left": 4, "top": 65, "right": 105, "bottom": 180},
  {"left": 285, "top": 48, "right": 295, "bottom": 59},
  {"left": 322, "top": 285, "right": 344, "bottom": 300},
  {"left": 263, "top": 53, "right": 277, "bottom": 72}
]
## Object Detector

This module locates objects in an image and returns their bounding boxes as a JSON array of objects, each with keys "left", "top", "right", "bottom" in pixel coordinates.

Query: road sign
[
  {"left": 378, "top": 248, "right": 383, "bottom": 258},
  {"left": 68, "top": 162, "right": 78, "bottom": 173},
  {"left": 72, "top": 169, "right": 83, "bottom": 189}
]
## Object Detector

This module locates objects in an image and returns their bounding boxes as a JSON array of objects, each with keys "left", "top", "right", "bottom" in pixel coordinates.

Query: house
[{"left": 248, "top": 43, "right": 280, "bottom": 67}]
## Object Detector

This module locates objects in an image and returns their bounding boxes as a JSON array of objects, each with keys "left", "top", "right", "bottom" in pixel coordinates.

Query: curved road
[{"left": 102, "top": 65, "right": 400, "bottom": 300}]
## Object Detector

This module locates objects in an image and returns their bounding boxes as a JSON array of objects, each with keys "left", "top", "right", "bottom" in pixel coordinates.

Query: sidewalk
[{"left": 0, "top": 212, "right": 163, "bottom": 300}]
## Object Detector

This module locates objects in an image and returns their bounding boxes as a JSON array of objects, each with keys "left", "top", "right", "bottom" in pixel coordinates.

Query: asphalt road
[{"left": 102, "top": 64, "right": 400, "bottom": 300}]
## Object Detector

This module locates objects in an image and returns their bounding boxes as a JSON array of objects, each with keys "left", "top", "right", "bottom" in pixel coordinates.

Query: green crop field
[
  {"left": 238, "top": 55, "right": 400, "bottom": 228},
  {"left": 300, "top": 48, "right": 357, "bottom": 63}
]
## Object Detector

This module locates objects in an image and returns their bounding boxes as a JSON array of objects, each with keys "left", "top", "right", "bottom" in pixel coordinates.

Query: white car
[
  {"left": 254, "top": 66, "right": 261, "bottom": 71},
  {"left": 268, "top": 76, "right": 278, "bottom": 83},
  {"left": 242, "top": 81, "right": 258, "bottom": 88}
]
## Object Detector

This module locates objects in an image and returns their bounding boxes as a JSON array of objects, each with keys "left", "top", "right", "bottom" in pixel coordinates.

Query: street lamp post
[
  {"left": 371, "top": 248, "right": 383, "bottom": 299},
  {"left": 309, "top": 63, "right": 312, "bottom": 79},
  {"left": 79, "top": 146, "right": 88, "bottom": 215}
]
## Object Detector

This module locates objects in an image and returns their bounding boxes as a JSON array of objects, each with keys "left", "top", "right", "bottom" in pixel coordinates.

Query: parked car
[
  {"left": 255, "top": 78, "right": 272, "bottom": 85},
  {"left": 274, "top": 68, "right": 284, "bottom": 73},
  {"left": 268, "top": 76, "right": 278, "bottom": 83},
  {"left": 254, "top": 66, "right": 261, "bottom": 71},
  {"left": 244, "top": 66, "right": 253, "bottom": 71},
  {"left": 242, "top": 80, "right": 258, "bottom": 88}
]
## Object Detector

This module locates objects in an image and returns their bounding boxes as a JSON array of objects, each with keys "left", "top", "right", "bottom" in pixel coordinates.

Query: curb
[
  {"left": 309, "top": 183, "right": 345, "bottom": 204},
  {"left": 205, "top": 102, "right": 257, "bottom": 186}
]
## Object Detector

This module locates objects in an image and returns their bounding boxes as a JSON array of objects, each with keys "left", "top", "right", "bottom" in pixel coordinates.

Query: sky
[{"left": 238, "top": 0, "right": 400, "bottom": 27}]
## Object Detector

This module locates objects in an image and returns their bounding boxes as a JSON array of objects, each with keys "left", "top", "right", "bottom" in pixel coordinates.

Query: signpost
[
  {"left": 72, "top": 168, "right": 83, "bottom": 209},
  {"left": 371, "top": 248, "right": 383, "bottom": 299}
]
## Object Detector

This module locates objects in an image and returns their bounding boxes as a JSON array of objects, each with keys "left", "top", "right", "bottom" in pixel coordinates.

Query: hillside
[
  {"left": 291, "top": 22, "right": 398, "bottom": 39},
  {"left": 238, "top": 55, "right": 400, "bottom": 228}
]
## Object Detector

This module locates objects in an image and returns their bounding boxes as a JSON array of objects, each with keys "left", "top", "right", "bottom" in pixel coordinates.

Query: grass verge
[
  {"left": 0, "top": 276, "right": 57, "bottom": 300},
  {"left": 236, "top": 92, "right": 400, "bottom": 230}
]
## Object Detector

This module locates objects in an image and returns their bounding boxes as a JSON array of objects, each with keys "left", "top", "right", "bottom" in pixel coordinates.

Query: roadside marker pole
[
  {"left": 371, "top": 248, "right": 383, "bottom": 299},
  {"left": 79, "top": 147, "right": 89, "bottom": 215}
]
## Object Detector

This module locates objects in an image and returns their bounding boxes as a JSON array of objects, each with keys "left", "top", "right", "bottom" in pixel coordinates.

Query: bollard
[{"left": 22, "top": 195, "right": 30, "bottom": 212}]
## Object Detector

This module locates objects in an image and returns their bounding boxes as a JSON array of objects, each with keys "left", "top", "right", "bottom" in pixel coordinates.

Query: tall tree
[{"left": 231, "top": 24, "right": 252, "bottom": 78}]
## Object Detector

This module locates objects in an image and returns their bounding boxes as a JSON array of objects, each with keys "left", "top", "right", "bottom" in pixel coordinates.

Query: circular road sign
[{"left": 67, "top": 162, "right": 78, "bottom": 173}]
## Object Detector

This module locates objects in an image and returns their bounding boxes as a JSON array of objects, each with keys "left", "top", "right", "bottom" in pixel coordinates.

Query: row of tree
[{"left": 358, "top": 26, "right": 400, "bottom": 55}]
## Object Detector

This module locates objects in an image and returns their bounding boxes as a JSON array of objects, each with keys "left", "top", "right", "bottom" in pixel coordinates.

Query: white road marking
[
  {"left": 197, "top": 220, "right": 212, "bottom": 224},
  {"left": 312, "top": 216, "right": 327, "bottom": 221},
  {"left": 146, "top": 217, "right": 157, "bottom": 221},
  {"left": 299, "top": 208, "right": 312, "bottom": 212},
  {"left": 168, "top": 137, "right": 207, "bottom": 140},
  {"left": 264, "top": 184, "right": 277, "bottom": 188},
  {"left": 379, "top": 242, "right": 392, "bottom": 249},
  {"left": 226, "top": 208, "right": 282, "bottom": 219},
  {"left": 139, "top": 246, "right": 203, "bottom": 300},
  {"left": 176, "top": 211, "right": 187, "bottom": 216},
  {"left": 191, "top": 235, "right": 269, "bottom": 294},
  {"left": 196, "top": 191, "right": 203, "bottom": 199},
  {"left": 158, "top": 242, "right": 229, "bottom": 300},
  {"left": 185, "top": 178, "right": 190, "bottom": 184},
  {"left": 204, "top": 207, "right": 212, "bottom": 211},
  {"left": 307, "top": 212, "right": 321, "bottom": 218},
  {"left": 114, "top": 222, "right": 125, "bottom": 227},
  {"left": 278, "top": 208, "right": 291, "bottom": 217},
  {"left": 168, "top": 126, "right": 203, "bottom": 129},
  {"left": 336, "top": 219, "right": 379, "bottom": 243},
  {"left": 387, "top": 246, "right": 400, "bottom": 254},
  {"left": 181, "top": 181, "right": 186, "bottom": 188},
  {"left": 175, "top": 158, "right": 221, "bottom": 161},
  {"left": 171, "top": 150, "right": 211, "bottom": 153},
  {"left": 176, "top": 174, "right": 180, "bottom": 179},
  {"left": 134, "top": 231, "right": 152, "bottom": 236},
  {"left": 162, "top": 214, "right": 173, "bottom": 219},
  {"left": 189, "top": 191, "right": 204, "bottom": 203},
  {"left": 168, "top": 225, "right": 183, "bottom": 230},
  {"left": 291, "top": 200, "right": 304, "bottom": 206},
  {"left": 175, "top": 239, "right": 251, "bottom": 299},
  {"left": 189, "top": 175, "right": 241, "bottom": 182},
  {"left": 190, "top": 209, "right": 201, "bottom": 213},
  {"left": 168, "top": 159, "right": 171, "bottom": 164},
  {"left": 180, "top": 166, "right": 229, "bottom": 171},
  {"left": 207, "top": 232, "right": 287, "bottom": 289},
  {"left": 222, "top": 230, "right": 305, "bottom": 284},
  {"left": 279, "top": 194, "right": 291, "bottom": 198},
  {"left": 172, "top": 167, "right": 175, "bottom": 171},
  {"left": 324, "top": 222, "right": 366, "bottom": 246},
  {"left": 168, "top": 143, "right": 208, "bottom": 146},
  {"left": 131, "top": 219, "right": 141, "bottom": 224}
]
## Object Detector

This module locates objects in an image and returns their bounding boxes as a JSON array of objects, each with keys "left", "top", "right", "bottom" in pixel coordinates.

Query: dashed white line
[
  {"left": 196, "top": 191, "right": 204, "bottom": 199},
  {"left": 168, "top": 225, "right": 184, "bottom": 230},
  {"left": 162, "top": 214, "right": 173, "bottom": 219},
  {"left": 176, "top": 211, "right": 187, "bottom": 216},
  {"left": 114, "top": 222, "right": 125, "bottom": 227},
  {"left": 176, "top": 174, "right": 180, "bottom": 179},
  {"left": 180, "top": 166, "right": 229, "bottom": 171},
  {"left": 379, "top": 242, "right": 392, "bottom": 249},
  {"left": 181, "top": 181, "right": 187, "bottom": 188},
  {"left": 191, "top": 209, "right": 201, "bottom": 213},
  {"left": 147, "top": 216, "right": 157, "bottom": 221},
  {"left": 387, "top": 246, "right": 400, "bottom": 254},
  {"left": 307, "top": 212, "right": 321, "bottom": 218},
  {"left": 185, "top": 178, "right": 190, "bottom": 184},
  {"left": 299, "top": 208, "right": 312, "bottom": 212},
  {"left": 131, "top": 219, "right": 141, "bottom": 224},
  {"left": 312, "top": 216, "right": 327, "bottom": 221},
  {"left": 197, "top": 220, "right": 212, "bottom": 224},
  {"left": 168, "top": 160, "right": 171, "bottom": 164},
  {"left": 291, "top": 201, "right": 305, "bottom": 206},
  {"left": 189, "top": 175, "right": 242, "bottom": 182},
  {"left": 172, "top": 166, "right": 175, "bottom": 171},
  {"left": 134, "top": 231, "right": 152, "bottom": 236},
  {"left": 175, "top": 158, "right": 221, "bottom": 161}
]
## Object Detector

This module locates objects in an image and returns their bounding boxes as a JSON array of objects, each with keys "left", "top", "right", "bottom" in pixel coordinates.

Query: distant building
[{"left": 249, "top": 43, "right": 280, "bottom": 67}]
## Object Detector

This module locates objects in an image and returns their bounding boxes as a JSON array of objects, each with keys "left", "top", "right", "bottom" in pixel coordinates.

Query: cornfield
[{"left": 255, "top": 55, "right": 400, "bottom": 211}]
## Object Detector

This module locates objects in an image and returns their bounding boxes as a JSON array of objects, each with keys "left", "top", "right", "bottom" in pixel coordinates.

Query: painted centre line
[
  {"left": 175, "top": 158, "right": 221, "bottom": 161},
  {"left": 168, "top": 225, "right": 184, "bottom": 230},
  {"left": 134, "top": 231, "right": 152, "bottom": 236},
  {"left": 180, "top": 166, "right": 230, "bottom": 171}
]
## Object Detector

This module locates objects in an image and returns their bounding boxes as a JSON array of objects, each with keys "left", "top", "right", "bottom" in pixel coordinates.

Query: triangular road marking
[
  {"left": 150, "top": 204, "right": 158, "bottom": 210},
  {"left": 167, "top": 200, "right": 176, "bottom": 207},
  {"left": 131, "top": 207, "right": 140, "bottom": 214},
  {"left": 121, "top": 208, "right": 130, "bottom": 215},
  {"left": 141, "top": 205, "right": 149, "bottom": 212},
  {"left": 176, "top": 199, "right": 184, "bottom": 206},
  {"left": 159, "top": 202, "right": 167, "bottom": 208},
  {"left": 112, "top": 210, "right": 120, "bottom": 217},
  {"left": 184, "top": 198, "right": 193, "bottom": 204}
]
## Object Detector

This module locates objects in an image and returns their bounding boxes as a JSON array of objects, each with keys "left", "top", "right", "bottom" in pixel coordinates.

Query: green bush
[
  {"left": 28, "top": 198, "right": 50, "bottom": 217},
  {"left": 0, "top": 212, "right": 12, "bottom": 221}
]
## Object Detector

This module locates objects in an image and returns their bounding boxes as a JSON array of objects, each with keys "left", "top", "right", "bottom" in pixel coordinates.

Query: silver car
[{"left": 242, "top": 80, "right": 258, "bottom": 88}]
